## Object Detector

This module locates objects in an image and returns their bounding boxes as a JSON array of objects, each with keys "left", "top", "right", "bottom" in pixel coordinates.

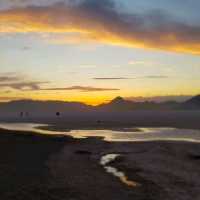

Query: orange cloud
[{"left": 1, "top": 1, "right": 200, "bottom": 54}]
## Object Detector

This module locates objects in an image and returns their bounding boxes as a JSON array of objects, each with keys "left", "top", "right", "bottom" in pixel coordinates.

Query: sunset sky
[{"left": 1, "top": 0, "right": 200, "bottom": 105}]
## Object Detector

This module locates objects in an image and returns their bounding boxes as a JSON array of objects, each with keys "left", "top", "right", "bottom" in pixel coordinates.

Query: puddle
[{"left": 100, "top": 154, "right": 139, "bottom": 187}]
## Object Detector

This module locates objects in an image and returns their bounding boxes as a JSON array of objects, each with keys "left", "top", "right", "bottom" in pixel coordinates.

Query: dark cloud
[
  {"left": 78, "top": 0, "right": 115, "bottom": 10},
  {"left": 1, "top": 0, "right": 200, "bottom": 54}
]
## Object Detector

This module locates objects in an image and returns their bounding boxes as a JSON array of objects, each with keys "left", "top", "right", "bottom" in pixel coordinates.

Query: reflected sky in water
[
  {"left": 100, "top": 154, "right": 139, "bottom": 187},
  {"left": 0, "top": 123, "right": 200, "bottom": 143}
]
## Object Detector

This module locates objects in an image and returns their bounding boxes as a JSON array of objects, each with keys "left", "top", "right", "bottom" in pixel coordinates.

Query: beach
[
  {"left": 0, "top": 127, "right": 200, "bottom": 200},
  {"left": 1, "top": 0, "right": 199, "bottom": 199},
  {"left": 2, "top": 110, "right": 200, "bottom": 131}
]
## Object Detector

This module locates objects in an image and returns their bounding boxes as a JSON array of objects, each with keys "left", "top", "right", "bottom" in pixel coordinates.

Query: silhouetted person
[
  {"left": 56, "top": 112, "right": 60, "bottom": 117},
  {"left": 20, "top": 112, "right": 24, "bottom": 118}
]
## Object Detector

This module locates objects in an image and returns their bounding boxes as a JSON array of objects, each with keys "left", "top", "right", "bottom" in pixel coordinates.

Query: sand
[
  {"left": 0, "top": 128, "right": 200, "bottom": 200},
  {"left": 2, "top": 110, "right": 200, "bottom": 130}
]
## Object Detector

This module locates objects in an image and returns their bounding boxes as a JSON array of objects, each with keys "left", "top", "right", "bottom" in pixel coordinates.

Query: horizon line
[{"left": 0, "top": 94, "right": 196, "bottom": 106}]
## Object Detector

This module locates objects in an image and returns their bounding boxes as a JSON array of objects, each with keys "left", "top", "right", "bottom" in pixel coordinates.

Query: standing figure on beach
[
  {"left": 20, "top": 112, "right": 29, "bottom": 118},
  {"left": 56, "top": 112, "right": 61, "bottom": 117},
  {"left": 20, "top": 112, "right": 24, "bottom": 118}
]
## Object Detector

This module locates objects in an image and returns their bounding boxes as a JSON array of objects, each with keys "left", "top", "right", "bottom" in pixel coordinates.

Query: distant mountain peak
[{"left": 111, "top": 96, "right": 125, "bottom": 104}]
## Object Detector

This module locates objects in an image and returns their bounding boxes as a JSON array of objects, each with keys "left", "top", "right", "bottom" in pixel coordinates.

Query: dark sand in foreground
[{"left": 0, "top": 128, "right": 200, "bottom": 200}]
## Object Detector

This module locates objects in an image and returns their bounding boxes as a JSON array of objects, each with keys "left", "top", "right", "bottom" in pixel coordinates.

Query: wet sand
[{"left": 0, "top": 128, "right": 200, "bottom": 200}]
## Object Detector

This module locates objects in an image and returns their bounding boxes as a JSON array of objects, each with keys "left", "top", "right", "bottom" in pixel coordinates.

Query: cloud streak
[
  {"left": 0, "top": 0, "right": 200, "bottom": 54},
  {"left": 0, "top": 81, "right": 48, "bottom": 90},
  {"left": 94, "top": 77, "right": 129, "bottom": 80},
  {"left": 93, "top": 76, "right": 169, "bottom": 80},
  {"left": 0, "top": 73, "right": 119, "bottom": 92},
  {"left": 143, "top": 75, "right": 169, "bottom": 79},
  {"left": 0, "top": 75, "right": 20, "bottom": 82},
  {"left": 39, "top": 86, "right": 120, "bottom": 92}
]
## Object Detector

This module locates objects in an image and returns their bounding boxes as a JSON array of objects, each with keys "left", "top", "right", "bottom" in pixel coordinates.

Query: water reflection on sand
[
  {"left": 67, "top": 128, "right": 200, "bottom": 143},
  {"left": 0, "top": 123, "right": 61, "bottom": 135},
  {"left": 0, "top": 123, "right": 200, "bottom": 143},
  {"left": 100, "top": 154, "right": 139, "bottom": 187}
]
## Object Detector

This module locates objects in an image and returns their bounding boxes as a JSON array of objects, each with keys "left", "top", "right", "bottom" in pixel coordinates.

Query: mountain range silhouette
[{"left": 0, "top": 95, "right": 200, "bottom": 115}]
